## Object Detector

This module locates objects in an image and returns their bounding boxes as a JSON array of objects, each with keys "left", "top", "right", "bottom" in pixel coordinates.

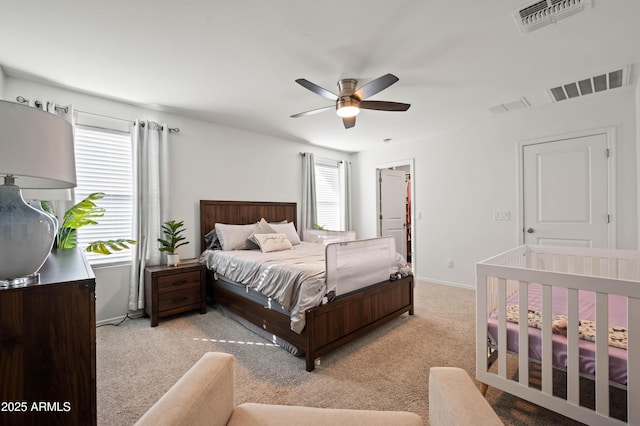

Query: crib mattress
[{"left": 487, "top": 284, "right": 628, "bottom": 385}]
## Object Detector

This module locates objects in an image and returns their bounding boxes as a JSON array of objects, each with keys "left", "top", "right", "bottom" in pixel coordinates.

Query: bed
[
  {"left": 476, "top": 245, "right": 640, "bottom": 425},
  {"left": 199, "top": 200, "right": 414, "bottom": 372}
]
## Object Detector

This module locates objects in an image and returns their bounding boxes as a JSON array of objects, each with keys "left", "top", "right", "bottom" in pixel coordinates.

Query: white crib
[{"left": 476, "top": 245, "right": 640, "bottom": 425}]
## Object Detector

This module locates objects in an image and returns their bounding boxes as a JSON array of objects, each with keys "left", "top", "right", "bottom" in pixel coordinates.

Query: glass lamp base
[
  {"left": 0, "top": 182, "right": 56, "bottom": 281},
  {"left": 0, "top": 273, "right": 40, "bottom": 288}
]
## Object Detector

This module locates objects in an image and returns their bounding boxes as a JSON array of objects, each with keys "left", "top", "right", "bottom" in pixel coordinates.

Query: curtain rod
[
  {"left": 15, "top": 96, "right": 180, "bottom": 133},
  {"left": 15, "top": 95, "right": 69, "bottom": 113},
  {"left": 139, "top": 121, "right": 180, "bottom": 134}
]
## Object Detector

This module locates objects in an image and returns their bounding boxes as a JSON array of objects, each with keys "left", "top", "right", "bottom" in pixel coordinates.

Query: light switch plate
[{"left": 494, "top": 210, "right": 510, "bottom": 220}]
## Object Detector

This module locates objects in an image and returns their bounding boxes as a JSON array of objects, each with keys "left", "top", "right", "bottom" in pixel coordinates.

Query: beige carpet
[{"left": 97, "top": 280, "right": 595, "bottom": 425}]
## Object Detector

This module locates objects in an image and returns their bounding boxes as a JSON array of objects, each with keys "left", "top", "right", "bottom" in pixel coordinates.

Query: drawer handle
[
  {"left": 173, "top": 296, "right": 188, "bottom": 303},
  {"left": 172, "top": 279, "right": 188, "bottom": 286}
]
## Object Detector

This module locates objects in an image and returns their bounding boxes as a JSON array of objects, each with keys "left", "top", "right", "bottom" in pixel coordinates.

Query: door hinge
[
  {"left": 607, "top": 214, "right": 611, "bottom": 224},
  {"left": 606, "top": 148, "right": 610, "bottom": 158},
  {"left": 379, "top": 214, "right": 383, "bottom": 220}
]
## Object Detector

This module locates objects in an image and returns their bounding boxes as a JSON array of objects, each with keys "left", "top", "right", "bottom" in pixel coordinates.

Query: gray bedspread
[{"left": 199, "top": 242, "right": 327, "bottom": 333}]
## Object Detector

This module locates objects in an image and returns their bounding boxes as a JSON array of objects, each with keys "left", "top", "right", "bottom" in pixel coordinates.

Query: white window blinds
[
  {"left": 73, "top": 126, "right": 134, "bottom": 265},
  {"left": 314, "top": 158, "right": 341, "bottom": 231}
]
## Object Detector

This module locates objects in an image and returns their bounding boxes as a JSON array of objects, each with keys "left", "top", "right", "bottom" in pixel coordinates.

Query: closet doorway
[
  {"left": 376, "top": 159, "right": 414, "bottom": 270},
  {"left": 518, "top": 127, "right": 615, "bottom": 248}
]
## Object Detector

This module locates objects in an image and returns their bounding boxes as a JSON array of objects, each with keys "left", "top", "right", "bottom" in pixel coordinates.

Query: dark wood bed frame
[{"left": 200, "top": 200, "right": 414, "bottom": 371}]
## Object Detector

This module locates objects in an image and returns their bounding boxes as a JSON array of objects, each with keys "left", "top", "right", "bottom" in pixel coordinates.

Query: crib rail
[{"left": 476, "top": 245, "right": 640, "bottom": 425}]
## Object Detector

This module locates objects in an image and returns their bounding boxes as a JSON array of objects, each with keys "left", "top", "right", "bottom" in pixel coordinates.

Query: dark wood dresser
[{"left": 0, "top": 249, "right": 96, "bottom": 426}]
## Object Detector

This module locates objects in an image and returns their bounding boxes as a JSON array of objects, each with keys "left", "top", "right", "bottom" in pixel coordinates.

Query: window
[
  {"left": 73, "top": 124, "right": 134, "bottom": 265},
  {"left": 314, "top": 158, "right": 341, "bottom": 231}
]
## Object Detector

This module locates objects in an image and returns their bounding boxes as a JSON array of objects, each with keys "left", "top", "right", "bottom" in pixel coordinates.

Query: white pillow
[
  {"left": 269, "top": 222, "right": 301, "bottom": 245},
  {"left": 215, "top": 223, "right": 258, "bottom": 251},
  {"left": 253, "top": 233, "right": 293, "bottom": 253},
  {"left": 248, "top": 218, "right": 277, "bottom": 245}
]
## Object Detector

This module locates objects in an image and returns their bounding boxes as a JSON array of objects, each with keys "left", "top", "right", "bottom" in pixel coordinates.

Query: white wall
[
  {"left": 353, "top": 88, "right": 638, "bottom": 288},
  {"left": 3, "top": 76, "right": 350, "bottom": 323},
  {"left": 5, "top": 75, "right": 637, "bottom": 315}
]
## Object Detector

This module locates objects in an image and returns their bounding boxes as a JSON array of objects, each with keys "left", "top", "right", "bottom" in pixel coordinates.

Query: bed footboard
[{"left": 304, "top": 275, "right": 414, "bottom": 371}]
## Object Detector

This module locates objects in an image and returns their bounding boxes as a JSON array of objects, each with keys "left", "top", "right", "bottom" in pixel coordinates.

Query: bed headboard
[{"left": 199, "top": 200, "right": 297, "bottom": 252}]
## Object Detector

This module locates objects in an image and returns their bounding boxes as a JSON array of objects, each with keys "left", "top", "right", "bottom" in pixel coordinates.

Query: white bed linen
[{"left": 199, "top": 242, "right": 327, "bottom": 333}]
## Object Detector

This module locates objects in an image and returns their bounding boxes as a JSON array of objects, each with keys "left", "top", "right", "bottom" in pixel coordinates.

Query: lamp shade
[
  {"left": 0, "top": 100, "right": 76, "bottom": 189},
  {"left": 0, "top": 100, "right": 77, "bottom": 283},
  {"left": 21, "top": 188, "right": 73, "bottom": 202}
]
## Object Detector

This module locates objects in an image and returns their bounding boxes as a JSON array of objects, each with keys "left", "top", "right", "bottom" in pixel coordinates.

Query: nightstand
[{"left": 144, "top": 261, "right": 206, "bottom": 327}]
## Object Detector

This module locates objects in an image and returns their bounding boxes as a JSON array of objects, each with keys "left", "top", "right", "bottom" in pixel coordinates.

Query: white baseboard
[{"left": 414, "top": 275, "right": 476, "bottom": 291}]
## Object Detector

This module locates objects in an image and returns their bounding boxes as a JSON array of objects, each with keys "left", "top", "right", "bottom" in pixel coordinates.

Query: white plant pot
[{"left": 167, "top": 253, "right": 180, "bottom": 267}]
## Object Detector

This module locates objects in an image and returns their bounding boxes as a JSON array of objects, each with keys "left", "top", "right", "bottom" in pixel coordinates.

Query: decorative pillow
[
  {"left": 269, "top": 222, "right": 301, "bottom": 245},
  {"left": 215, "top": 223, "right": 258, "bottom": 251},
  {"left": 253, "top": 233, "right": 293, "bottom": 253},
  {"left": 248, "top": 218, "right": 277, "bottom": 245}
]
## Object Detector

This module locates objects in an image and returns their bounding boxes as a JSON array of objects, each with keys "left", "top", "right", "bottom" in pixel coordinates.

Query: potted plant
[
  {"left": 42, "top": 192, "right": 137, "bottom": 254},
  {"left": 158, "top": 220, "right": 189, "bottom": 266}
]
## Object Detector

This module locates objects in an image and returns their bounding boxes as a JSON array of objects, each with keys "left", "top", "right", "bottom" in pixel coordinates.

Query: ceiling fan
[{"left": 290, "top": 73, "right": 410, "bottom": 129}]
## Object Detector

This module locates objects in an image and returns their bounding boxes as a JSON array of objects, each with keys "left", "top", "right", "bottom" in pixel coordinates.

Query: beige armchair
[
  {"left": 136, "top": 352, "right": 423, "bottom": 426},
  {"left": 428, "top": 367, "right": 503, "bottom": 426}
]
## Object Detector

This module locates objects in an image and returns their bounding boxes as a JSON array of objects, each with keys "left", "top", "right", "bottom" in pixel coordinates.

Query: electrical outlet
[{"left": 447, "top": 259, "right": 454, "bottom": 268}]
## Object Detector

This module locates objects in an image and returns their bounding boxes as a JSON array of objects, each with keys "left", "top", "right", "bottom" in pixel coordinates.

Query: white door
[
  {"left": 379, "top": 169, "right": 407, "bottom": 258},
  {"left": 522, "top": 133, "right": 609, "bottom": 248}
]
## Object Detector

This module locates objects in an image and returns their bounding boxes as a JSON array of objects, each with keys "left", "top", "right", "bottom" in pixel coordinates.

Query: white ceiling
[{"left": 2, "top": 0, "right": 640, "bottom": 152}]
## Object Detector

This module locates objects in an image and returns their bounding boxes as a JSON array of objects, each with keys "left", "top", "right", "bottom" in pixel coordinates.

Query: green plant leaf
[
  {"left": 54, "top": 192, "right": 138, "bottom": 255},
  {"left": 40, "top": 200, "right": 55, "bottom": 215},
  {"left": 158, "top": 220, "right": 189, "bottom": 252},
  {"left": 86, "top": 239, "right": 137, "bottom": 255},
  {"left": 57, "top": 227, "right": 78, "bottom": 249},
  {"left": 61, "top": 192, "right": 106, "bottom": 230}
]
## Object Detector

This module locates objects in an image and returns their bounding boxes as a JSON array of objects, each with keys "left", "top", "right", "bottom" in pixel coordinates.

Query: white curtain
[
  {"left": 341, "top": 160, "right": 352, "bottom": 231},
  {"left": 301, "top": 152, "right": 317, "bottom": 233},
  {"left": 128, "top": 120, "right": 169, "bottom": 312}
]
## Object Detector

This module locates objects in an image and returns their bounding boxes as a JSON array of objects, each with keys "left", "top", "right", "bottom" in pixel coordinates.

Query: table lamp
[{"left": 0, "top": 100, "right": 76, "bottom": 286}]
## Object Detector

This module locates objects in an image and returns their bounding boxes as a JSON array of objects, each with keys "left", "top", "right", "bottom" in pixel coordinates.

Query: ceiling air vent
[
  {"left": 487, "top": 97, "right": 530, "bottom": 115},
  {"left": 514, "top": 0, "right": 591, "bottom": 33},
  {"left": 548, "top": 67, "right": 630, "bottom": 103}
]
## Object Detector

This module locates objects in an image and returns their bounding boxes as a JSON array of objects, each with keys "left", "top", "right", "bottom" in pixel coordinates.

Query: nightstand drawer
[
  {"left": 157, "top": 270, "right": 201, "bottom": 293},
  {"left": 158, "top": 287, "right": 201, "bottom": 312}
]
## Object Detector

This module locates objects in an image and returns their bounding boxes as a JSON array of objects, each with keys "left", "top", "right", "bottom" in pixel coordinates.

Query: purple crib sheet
[{"left": 487, "top": 284, "right": 628, "bottom": 385}]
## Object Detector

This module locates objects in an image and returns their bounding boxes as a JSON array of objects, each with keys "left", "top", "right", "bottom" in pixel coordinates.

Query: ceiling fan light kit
[
  {"left": 336, "top": 98, "right": 360, "bottom": 118},
  {"left": 291, "top": 73, "right": 410, "bottom": 129}
]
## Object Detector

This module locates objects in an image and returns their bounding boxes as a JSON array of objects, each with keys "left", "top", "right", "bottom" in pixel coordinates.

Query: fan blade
[
  {"left": 290, "top": 105, "right": 334, "bottom": 118},
  {"left": 343, "top": 116, "right": 356, "bottom": 129},
  {"left": 295, "top": 79, "right": 338, "bottom": 101},
  {"left": 359, "top": 100, "right": 410, "bottom": 111},
  {"left": 354, "top": 73, "right": 399, "bottom": 100}
]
